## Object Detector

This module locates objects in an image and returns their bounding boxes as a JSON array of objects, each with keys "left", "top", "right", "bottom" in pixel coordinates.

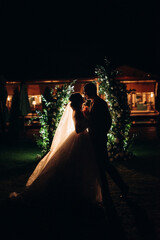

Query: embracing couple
[{"left": 9, "top": 83, "right": 129, "bottom": 210}]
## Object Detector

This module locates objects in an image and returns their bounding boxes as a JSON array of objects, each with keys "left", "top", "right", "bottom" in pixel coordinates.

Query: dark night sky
[{"left": 0, "top": 1, "right": 160, "bottom": 80}]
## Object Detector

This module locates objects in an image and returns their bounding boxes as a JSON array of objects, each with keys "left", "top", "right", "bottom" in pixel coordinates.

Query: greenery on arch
[
  {"left": 35, "top": 60, "right": 133, "bottom": 160},
  {"left": 35, "top": 81, "right": 76, "bottom": 155},
  {"left": 95, "top": 59, "right": 133, "bottom": 160}
]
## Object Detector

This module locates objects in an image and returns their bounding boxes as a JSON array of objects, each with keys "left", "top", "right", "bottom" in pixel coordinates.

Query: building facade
[{"left": 5, "top": 66, "right": 160, "bottom": 123}]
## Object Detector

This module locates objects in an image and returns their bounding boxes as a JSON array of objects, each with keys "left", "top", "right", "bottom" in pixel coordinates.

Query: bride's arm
[{"left": 73, "top": 111, "right": 88, "bottom": 134}]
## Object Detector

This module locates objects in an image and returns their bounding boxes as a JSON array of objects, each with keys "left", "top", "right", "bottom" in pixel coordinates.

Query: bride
[{"left": 10, "top": 93, "right": 102, "bottom": 208}]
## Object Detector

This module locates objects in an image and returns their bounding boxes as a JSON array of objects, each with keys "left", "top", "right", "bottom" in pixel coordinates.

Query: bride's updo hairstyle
[{"left": 69, "top": 93, "right": 83, "bottom": 110}]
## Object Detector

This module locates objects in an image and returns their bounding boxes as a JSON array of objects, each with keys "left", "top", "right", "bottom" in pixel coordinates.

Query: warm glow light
[
  {"left": 32, "top": 100, "right": 36, "bottom": 109},
  {"left": 39, "top": 96, "right": 42, "bottom": 103},
  {"left": 151, "top": 92, "right": 154, "bottom": 98},
  {"left": 7, "top": 96, "right": 10, "bottom": 101}
]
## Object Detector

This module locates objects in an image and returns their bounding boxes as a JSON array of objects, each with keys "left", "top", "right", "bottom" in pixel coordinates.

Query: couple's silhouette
[{"left": 9, "top": 83, "right": 128, "bottom": 211}]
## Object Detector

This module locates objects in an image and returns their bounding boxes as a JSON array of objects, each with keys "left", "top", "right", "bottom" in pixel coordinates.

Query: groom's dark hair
[{"left": 84, "top": 83, "right": 97, "bottom": 98}]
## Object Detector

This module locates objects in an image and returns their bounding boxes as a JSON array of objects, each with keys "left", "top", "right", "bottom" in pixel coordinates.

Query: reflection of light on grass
[
  {"left": 0, "top": 143, "right": 41, "bottom": 177},
  {"left": 0, "top": 142, "right": 41, "bottom": 201},
  {"left": 0, "top": 146, "right": 40, "bottom": 163},
  {"left": 128, "top": 141, "right": 160, "bottom": 157}
]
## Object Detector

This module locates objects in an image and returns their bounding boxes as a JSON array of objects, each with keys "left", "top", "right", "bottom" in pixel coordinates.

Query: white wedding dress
[{"left": 10, "top": 103, "right": 102, "bottom": 208}]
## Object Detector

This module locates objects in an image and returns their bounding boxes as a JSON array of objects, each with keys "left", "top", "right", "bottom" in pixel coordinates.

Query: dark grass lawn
[
  {"left": 0, "top": 136, "right": 40, "bottom": 201},
  {"left": 0, "top": 126, "right": 160, "bottom": 240}
]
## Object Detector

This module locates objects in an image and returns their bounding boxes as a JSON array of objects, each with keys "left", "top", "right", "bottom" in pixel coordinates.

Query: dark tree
[
  {"left": 8, "top": 87, "right": 20, "bottom": 137},
  {"left": 0, "top": 75, "right": 8, "bottom": 136}
]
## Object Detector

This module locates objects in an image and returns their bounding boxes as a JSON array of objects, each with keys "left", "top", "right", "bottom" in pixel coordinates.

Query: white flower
[
  {"left": 36, "top": 154, "right": 42, "bottom": 160},
  {"left": 114, "top": 102, "right": 119, "bottom": 107}
]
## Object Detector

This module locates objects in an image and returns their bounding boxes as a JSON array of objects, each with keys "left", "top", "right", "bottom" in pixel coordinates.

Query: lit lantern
[
  {"left": 32, "top": 100, "right": 36, "bottom": 109},
  {"left": 7, "top": 96, "right": 11, "bottom": 108}
]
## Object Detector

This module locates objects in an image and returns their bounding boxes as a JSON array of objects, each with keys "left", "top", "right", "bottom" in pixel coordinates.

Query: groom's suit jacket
[{"left": 88, "top": 96, "right": 112, "bottom": 143}]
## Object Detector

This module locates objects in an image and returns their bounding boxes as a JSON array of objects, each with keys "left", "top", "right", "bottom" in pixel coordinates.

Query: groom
[{"left": 83, "top": 83, "right": 129, "bottom": 207}]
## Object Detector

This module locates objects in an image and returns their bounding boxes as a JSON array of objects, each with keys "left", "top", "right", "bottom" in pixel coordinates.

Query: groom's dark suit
[
  {"left": 89, "top": 96, "right": 111, "bottom": 144},
  {"left": 88, "top": 96, "right": 127, "bottom": 205}
]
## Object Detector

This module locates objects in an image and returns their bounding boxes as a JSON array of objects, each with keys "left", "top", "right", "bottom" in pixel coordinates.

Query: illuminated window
[
  {"left": 28, "top": 95, "right": 42, "bottom": 109},
  {"left": 128, "top": 92, "right": 155, "bottom": 111}
]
